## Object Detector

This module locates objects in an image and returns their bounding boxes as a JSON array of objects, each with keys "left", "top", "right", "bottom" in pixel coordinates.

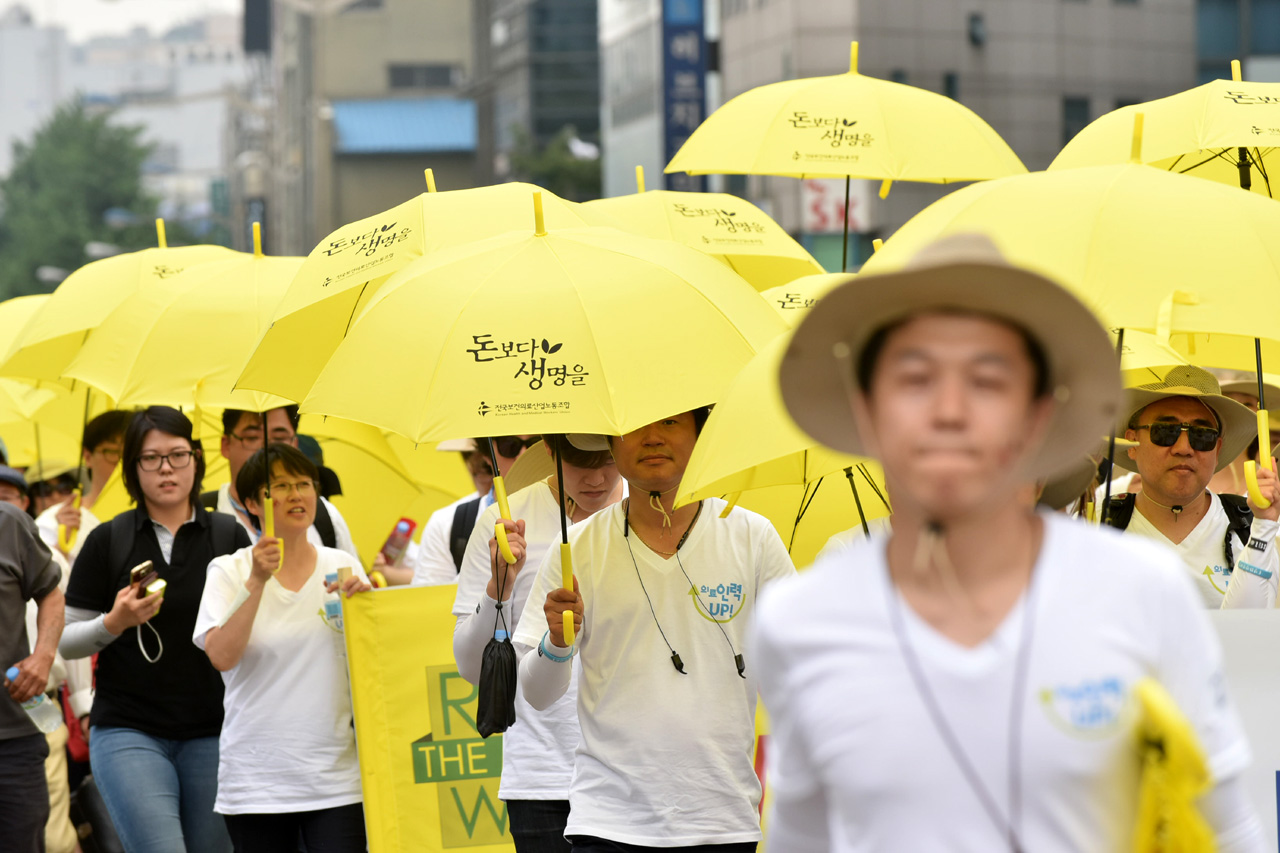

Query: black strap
[
  {"left": 1103, "top": 493, "right": 1137, "bottom": 531},
  {"left": 209, "top": 512, "right": 241, "bottom": 558},
  {"left": 313, "top": 498, "right": 337, "bottom": 549},
  {"left": 1108, "top": 492, "right": 1252, "bottom": 568},
  {"left": 107, "top": 512, "right": 138, "bottom": 575},
  {"left": 449, "top": 498, "right": 483, "bottom": 572},
  {"left": 199, "top": 490, "right": 219, "bottom": 512}
]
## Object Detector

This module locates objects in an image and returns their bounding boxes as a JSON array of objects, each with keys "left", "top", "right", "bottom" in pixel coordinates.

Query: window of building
[
  {"left": 1197, "top": 0, "right": 1240, "bottom": 59},
  {"left": 1062, "top": 96, "right": 1090, "bottom": 146},
  {"left": 1253, "top": 0, "right": 1280, "bottom": 53},
  {"left": 943, "top": 72, "right": 959, "bottom": 100},
  {"left": 388, "top": 64, "right": 458, "bottom": 89}
]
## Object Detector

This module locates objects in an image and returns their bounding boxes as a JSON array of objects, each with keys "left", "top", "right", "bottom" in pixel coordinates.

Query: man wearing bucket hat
[
  {"left": 1103, "top": 365, "right": 1279, "bottom": 609},
  {"left": 753, "top": 234, "right": 1264, "bottom": 851},
  {"left": 513, "top": 415, "right": 795, "bottom": 851}
]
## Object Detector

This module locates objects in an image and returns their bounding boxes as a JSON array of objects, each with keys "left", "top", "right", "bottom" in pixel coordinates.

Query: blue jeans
[{"left": 90, "top": 726, "right": 230, "bottom": 853}]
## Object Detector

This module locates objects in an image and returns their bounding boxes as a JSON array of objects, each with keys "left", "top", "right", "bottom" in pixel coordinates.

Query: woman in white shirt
[{"left": 195, "top": 444, "right": 370, "bottom": 853}]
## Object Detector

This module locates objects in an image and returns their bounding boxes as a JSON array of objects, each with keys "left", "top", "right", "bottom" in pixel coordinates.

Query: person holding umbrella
[
  {"left": 453, "top": 434, "right": 623, "bottom": 852},
  {"left": 752, "top": 235, "right": 1264, "bottom": 851},
  {"left": 36, "top": 410, "right": 132, "bottom": 563},
  {"left": 1103, "top": 365, "right": 1280, "bottom": 609},
  {"left": 515, "top": 413, "right": 795, "bottom": 851}
]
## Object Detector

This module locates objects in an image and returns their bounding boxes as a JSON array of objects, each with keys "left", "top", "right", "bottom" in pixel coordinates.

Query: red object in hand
[{"left": 379, "top": 518, "right": 417, "bottom": 566}]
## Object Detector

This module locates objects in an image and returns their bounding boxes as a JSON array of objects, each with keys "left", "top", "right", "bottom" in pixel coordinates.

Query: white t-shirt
[
  {"left": 751, "top": 513, "right": 1252, "bottom": 852},
  {"left": 514, "top": 497, "right": 796, "bottom": 846},
  {"left": 816, "top": 517, "right": 894, "bottom": 563},
  {"left": 193, "top": 545, "right": 365, "bottom": 815},
  {"left": 216, "top": 483, "right": 360, "bottom": 563},
  {"left": 454, "top": 482, "right": 581, "bottom": 801},
  {"left": 413, "top": 493, "right": 486, "bottom": 587},
  {"left": 1123, "top": 494, "right": 1279, "bottom": 609},
  {"left": 36, "top": 504, "right": 100, "bottom": 565}
]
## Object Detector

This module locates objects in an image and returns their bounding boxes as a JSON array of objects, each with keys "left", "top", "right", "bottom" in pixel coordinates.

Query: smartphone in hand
[{"left": 129, "top": 560, "right": 158, "bottom": 596}]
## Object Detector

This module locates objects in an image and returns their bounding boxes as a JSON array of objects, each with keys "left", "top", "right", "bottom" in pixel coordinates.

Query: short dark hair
[
  {"left": 122, "top": 406, "right": 205, "bottom": 506},
  {"left": 543, "top": 434, "right": 613, "bottom": 469},
  {"left": 221, "top": 406, "right": 300, "bottom": 436},
  {"left": 83, "top": 410, "right": 132, "bottom": 453},
  {"left": 235, "top": 444, "right": 319, "bottom": 527},
  {"left": 856, "top": 313, "right": 1050, "bottom": 399}
]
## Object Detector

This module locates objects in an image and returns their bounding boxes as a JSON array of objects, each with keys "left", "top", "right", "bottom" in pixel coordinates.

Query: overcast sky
[{"left": 25, "top": 0, "right": 241, "bottom": 42}]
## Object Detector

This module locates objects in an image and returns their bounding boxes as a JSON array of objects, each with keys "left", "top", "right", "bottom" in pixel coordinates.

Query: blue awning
[{"left": 331, "top": 98, "right": 477, "bottom": 155}]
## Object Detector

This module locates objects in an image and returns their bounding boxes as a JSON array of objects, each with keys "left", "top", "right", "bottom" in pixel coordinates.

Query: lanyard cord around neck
[{"left": 885, "top": 539, "right": 1041, "bottom": 853}]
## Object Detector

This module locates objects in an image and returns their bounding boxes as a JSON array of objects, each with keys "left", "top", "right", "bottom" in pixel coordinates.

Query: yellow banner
[{"left": 345, "top": 584, "right": 514, "bottom": 853}]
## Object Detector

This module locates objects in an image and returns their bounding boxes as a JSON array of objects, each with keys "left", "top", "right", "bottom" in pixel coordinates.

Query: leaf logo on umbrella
[{"left": 541, "top": 339, "right": 562, "bottom": 354}]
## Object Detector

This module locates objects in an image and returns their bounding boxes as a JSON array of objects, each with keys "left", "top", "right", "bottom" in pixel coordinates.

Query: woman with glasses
[
  {"left": 194, "top": 444, "right": 370, "bottom": 852},
  {"left": 59, "top": 406, "right": 250, "bottom": 853}
]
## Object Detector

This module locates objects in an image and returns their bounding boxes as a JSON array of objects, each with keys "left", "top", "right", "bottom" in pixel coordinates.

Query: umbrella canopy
[
  {"left": 759, "top": 274, "right": 852, "bottom": 320},
  {"left": 237, "top": 182, "right": 620, "bottom": 403},
  {"left": 0, "top": 242, "right": 238, "bottom": 381},
  {"left": 298, "top": 197, "right": 785, "bottom": 443},
  {"left": 860, "top": 161, "right": 1280, "bottom": 346},
  {"left": 63, "top": 235, "right": 301, "bottom": 412},
  {"left": 665, "top": 42, "right": 1026, "bottom": 183},
  {"left": 583, "top": 179, "right": 823, "bottom": 290},
  {"left": 1051, "top": 67, "right": 1280, "bottom": 199}
]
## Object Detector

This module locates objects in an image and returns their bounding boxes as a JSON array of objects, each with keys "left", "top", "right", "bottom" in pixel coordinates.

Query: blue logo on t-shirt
[{"left": 1040, "top": 677, "right": 1130, "bottom": 738}]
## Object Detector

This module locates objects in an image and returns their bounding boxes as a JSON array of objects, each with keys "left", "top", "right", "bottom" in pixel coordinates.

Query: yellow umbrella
[
  {"left": 1117, "top": 330, "right": 1190, "bottom": 386},
  {"left": 674, "top": 335, "right": 890, "bottom": 539},
  {"left": 298, "top": 195, "right": 785, "bottom": 443},
  {"left": 299, "top": 416, "right": 474, "bottom": 566},
  {"left": 1131, "top": 678, "right": 1213, "bottom": 852},
  {"left": 62, "top": 226, "right": 301, "bottom": 412},
  {"left": 760, "top": 273, "right": 851, "bottom": 320},
  {"left": 582, "top": 167, "right": 823, "bottom": 290},
  {"left": 237, "top": 180, "right": 619, "bottom": 403},
  {"left": 0, "top": 223, "right": 237, "bottom": 381},
  {"left": 1051, "top": 61, "right": 1280, "bottom": 199}
]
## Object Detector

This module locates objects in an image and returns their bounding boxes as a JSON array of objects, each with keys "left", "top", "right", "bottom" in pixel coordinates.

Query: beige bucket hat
[
  {"left": 1113, "top": 365, "right": 1257, "bottom": 474},
  {"left": 777, "top": 233, "right": 1123, "bottom": 481}
]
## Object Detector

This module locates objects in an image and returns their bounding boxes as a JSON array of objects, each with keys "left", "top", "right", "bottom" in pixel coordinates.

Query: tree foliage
[
  {"left": 508, "top": 125, "right": 601, "bottom": 202},
  {"left": 0, "top": 99, "right": 159, "bottom": 298}
]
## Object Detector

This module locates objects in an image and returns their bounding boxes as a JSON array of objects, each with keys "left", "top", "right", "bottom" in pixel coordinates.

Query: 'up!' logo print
[{"left": 689, "top": 581, "right": 744, "bottom": 623}]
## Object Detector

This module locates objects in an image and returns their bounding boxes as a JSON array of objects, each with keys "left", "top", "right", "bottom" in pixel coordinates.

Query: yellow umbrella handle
[
  {"left": 1245, "top": 409, "right": 1273, "bottom": 508},
  {"left": 561, "top": 542, "right": 576, "bottom": 645},
  {"left": 492, "top": 475, "right": 517, "bottom": 564},
  {"left": 58, "top": 489, "right": 82, "bottom": 552},
  {"left": 263, "top": 496, "right": 282, "bottom": 572}
]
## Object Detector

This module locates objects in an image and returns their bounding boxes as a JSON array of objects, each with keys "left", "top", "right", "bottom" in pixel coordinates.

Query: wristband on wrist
[{"left": 539, "top": 631, "right": 576, "bottom": 662}]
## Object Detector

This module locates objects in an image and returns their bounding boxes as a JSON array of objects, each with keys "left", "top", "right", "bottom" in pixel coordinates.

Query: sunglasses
[
  {"left": 1135, "top": 422, "right": 1221, "bottom": 452},
  {"left": 492, "top": 436, "right": 539, "bottom": 459}
]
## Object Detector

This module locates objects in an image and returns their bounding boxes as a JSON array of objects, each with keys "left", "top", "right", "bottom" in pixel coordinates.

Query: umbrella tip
[
  {"left": 533, "top": 191, "right": 547, "bottom": 237},
  {"left": 849, "top": 41, "right": 859, "bottom": 75},
  {"left": 1231, "top": 59, "right": 1242, "bottom": 82},
  {"left": 155, "top": 218, "right": 167, "bottom": 249},
  {"left": 424, "top": 168, "right": 437, "bottom": 193},
  {"left": 635, "top": 164, "right": 645, "bottom": 194},
  {"left": 252, "top": 221, "right": 263, "bottom": 258},
  {"left": 1130, "top": 112, "right": 1144, "bottom": 163},
  {"left": 872, "top": 237, "right": 884, "bottom": 253},
  {"left": 878, "top": 179, "right": 892, "bottom": 199}
]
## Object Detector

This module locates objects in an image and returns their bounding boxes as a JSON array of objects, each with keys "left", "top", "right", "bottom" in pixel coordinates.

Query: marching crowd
[{"left": 5, "top": 235, "right": 1280, "bottom": 852}]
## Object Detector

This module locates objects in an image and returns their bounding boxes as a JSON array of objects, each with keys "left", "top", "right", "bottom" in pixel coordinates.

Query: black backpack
[
  {"left": 1104, "top": 492, "right": 1253, "bottom": 570},
  {"left": 107, "top": 507, "right": 242, "bottom": 572},
  {"left": 199, "top": 489, "right": 337, "bottom": 549},
  {"left": 448, "top": 497, "right": 483, "bottom": 572}
]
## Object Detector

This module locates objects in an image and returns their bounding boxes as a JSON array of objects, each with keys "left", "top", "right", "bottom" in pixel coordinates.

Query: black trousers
[
  {"left": 223, "top": 802, "right": 366, "bottom": 853},
  {"left": 0, "top": 733, "right": 51, "bottom": 853},
  {"left": 507, "top": 799, "right": 572, "bottom": 853},
  {"left": 569, "top": 837, "right": 757, "bottom": 853}
]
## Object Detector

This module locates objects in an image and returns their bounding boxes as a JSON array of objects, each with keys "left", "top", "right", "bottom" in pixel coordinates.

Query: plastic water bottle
[{"left": 5, "top": 667, "right": 61, "bottom": 734}]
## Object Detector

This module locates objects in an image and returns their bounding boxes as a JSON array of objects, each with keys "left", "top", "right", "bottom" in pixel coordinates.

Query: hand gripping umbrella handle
[
  {"left": 492, "top": 475, "right": 517, "bottom": 564},
  {"left": 561, "top": 542, "right": 576, "bottom": 646},
  {"left": 58, "top": 490, "right": 81, "bottom": 552},
  {"left": 1245, "top": 410, "right": 1273, "bottom": 509}
]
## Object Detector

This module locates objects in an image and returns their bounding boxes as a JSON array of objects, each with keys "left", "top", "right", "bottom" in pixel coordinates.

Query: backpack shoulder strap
[
  {"left": 1218, "top": 493, "right": 1253, "bottom": 542},
  {"left": 107, "top": 511, "right": 137, "bottom": 575},
  {"left": 1103, "top": 493, "right": 1137, "bottom": 531},
  {"left": 449, "top": 498, "right": 482, "bottom": 572},
  {"left": 313, "top": 498, "right": 337, "bottom": 549},
  {"left": 208, "top": 512, "right": 241, "bottom": 558},
  {"left": 199, "top": 490, "right": 219, "bottom": 512}
]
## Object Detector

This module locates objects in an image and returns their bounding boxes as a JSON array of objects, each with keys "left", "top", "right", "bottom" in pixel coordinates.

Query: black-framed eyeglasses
[
  {"left": 137, "top": 450, "right": 198, "bottom": 472},
  {"left": 1136, "top": 422, "right": 1221, "bottom": 452},
  {"left": 493, "top": 436, "right": 538, "bottom": 458}
]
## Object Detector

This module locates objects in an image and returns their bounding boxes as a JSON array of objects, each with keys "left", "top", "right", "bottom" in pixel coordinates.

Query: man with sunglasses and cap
[
  {"left": 752, "top": 235, "right": 1264, "bottom": 851},
  {"left": 1105, "top": 365, "right": 1280, "bottom": 609},
  {"left": 513, "top": 414, "right": 795, "bottom": 851}
]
